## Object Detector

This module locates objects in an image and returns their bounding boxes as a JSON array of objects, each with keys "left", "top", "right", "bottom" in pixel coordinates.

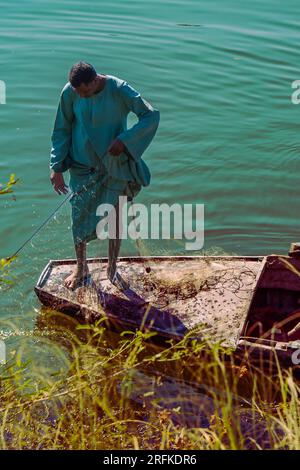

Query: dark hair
[{"left": 68, "top": 62, "right": 97, "bottom": 88}]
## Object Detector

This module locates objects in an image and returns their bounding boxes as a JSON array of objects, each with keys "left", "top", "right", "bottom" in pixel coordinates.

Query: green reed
[{"left": 0, "top": 308, "right": 299, "bottom": 450}]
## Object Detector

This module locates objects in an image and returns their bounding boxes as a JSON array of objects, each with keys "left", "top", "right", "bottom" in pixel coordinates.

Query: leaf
[{"left": 0, "top": 174, "right": 19, "bottom": 195}]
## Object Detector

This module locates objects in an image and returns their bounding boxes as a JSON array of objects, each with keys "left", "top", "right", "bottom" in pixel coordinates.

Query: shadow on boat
[{"left": 94, "top": 283, "right": 189, "bottom": 340}]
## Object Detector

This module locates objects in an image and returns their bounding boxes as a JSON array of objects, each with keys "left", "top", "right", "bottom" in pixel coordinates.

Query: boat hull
[{"left": 34, "top": 255, "right": 300, "bottom": 371}]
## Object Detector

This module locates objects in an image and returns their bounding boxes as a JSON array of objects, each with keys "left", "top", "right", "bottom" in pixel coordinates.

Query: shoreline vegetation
[
  {"left": 0, "top": 174, "right": 18, "bottom": 197},
  {"left": 0, "top": 174, "right": 18, "bottom": 284},
  {"left": 0, "top": 311, "right": 299, "bottom": 450}
]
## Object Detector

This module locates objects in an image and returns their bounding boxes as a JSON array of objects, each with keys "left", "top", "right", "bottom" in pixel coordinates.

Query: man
[{"left": 50, "top": 62, "right": 160, "bottom": 290}]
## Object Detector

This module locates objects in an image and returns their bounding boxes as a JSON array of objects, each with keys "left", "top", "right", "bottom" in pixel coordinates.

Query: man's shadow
[{"left": 92, "top": 281, "right": 188, "bottom": 340}]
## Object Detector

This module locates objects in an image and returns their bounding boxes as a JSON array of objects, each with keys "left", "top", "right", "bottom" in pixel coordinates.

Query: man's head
[{"left": 69, "top": 61, "right": 99, "bottom": 98}]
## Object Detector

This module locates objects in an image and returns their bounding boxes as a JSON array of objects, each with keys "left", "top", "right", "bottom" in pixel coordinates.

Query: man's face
[{"left": 73, "top": 79, "right": 97, "bottom": 98}]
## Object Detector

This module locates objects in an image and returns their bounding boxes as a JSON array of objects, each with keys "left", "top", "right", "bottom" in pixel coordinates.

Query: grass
[
  {"left": 0, "top": 174, "right": 19, "bottom": 197},
  {"left": 0, "top": 310, "right": 299, "bottom": 450},
  {"left": 0, "top": 173, "right": 19, "bottom": 284}
]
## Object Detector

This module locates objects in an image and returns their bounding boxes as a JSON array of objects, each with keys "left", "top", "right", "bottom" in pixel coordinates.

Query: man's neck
[{"left": 93, "top": 74, "right": 106, "bottom": 94}]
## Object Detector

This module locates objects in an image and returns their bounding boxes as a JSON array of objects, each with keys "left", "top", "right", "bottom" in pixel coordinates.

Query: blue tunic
[{"left": 50, "top": 75, "right": 160, "bottom": 243}]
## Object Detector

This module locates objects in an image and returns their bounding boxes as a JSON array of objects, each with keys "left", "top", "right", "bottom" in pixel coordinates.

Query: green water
[{"left": 1, "top": 0, "right": 300, "bottom": 389}]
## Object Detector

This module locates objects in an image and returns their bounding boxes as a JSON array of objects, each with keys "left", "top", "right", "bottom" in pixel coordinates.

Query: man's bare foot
[
  {"left": 64, "top": 265, "right": 89, "bottom": 290},
  {"left": 107, "top": 267, "right": 130, "bottom": 291}
]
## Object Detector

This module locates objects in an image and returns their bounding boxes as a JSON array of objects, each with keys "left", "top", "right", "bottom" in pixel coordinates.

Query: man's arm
[
  {"left": 50, "top": 85, "right": 74, "bottom": 194},
  {"left": 109, "top": 81, "right": 160, "bottom": 159}
]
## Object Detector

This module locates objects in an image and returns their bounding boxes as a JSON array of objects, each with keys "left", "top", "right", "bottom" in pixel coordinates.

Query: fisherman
[{"left": 50, "top": 62, "right": 160, "bottom": 290}]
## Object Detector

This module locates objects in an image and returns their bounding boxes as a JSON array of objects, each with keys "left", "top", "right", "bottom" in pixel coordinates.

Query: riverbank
[{"left": 0, "top": 311, "right": 299, "bottom": 450}]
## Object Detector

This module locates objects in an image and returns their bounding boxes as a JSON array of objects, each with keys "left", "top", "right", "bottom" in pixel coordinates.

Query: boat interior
[{"left": 242, "top": 255, "right": 300, "bottom": 343}]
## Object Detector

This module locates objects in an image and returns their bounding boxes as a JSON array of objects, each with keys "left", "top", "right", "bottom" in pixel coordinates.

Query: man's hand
[
  {"left": 50, "top": 171, "right": 68, "bottom": 194},
  {"left": 108, "top": 138, "right": 125, "bottom": 156}
]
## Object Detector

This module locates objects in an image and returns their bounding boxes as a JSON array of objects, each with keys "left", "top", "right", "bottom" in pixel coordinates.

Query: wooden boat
[{"left": 35, "top": 249, "right": 300, "bottom": 369}]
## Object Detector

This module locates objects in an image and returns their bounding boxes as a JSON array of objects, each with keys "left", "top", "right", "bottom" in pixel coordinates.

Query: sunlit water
[{"left": 1, "top": 0, "right": 300, "bottom": 428}]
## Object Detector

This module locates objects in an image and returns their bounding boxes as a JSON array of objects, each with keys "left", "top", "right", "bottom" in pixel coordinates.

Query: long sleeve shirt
[{"left": 50, "top": 75, "right": 160, "bottom": 188}]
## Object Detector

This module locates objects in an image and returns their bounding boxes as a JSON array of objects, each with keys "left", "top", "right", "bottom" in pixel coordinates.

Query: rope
[
  {"left": 97, "top": 148, "right": 150, "bottom": 273},
  {"left": 7, "top": 192, "right": 72, "bottom": 261},
  {"left": 6, "top": 147, "right": 149, "bottom": 265},
  {"left": 124, "top": 148, "right": 152, "bottom": 271},
  {"left": 6, "top": 147, "right": 110, "bottom": 261}
]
